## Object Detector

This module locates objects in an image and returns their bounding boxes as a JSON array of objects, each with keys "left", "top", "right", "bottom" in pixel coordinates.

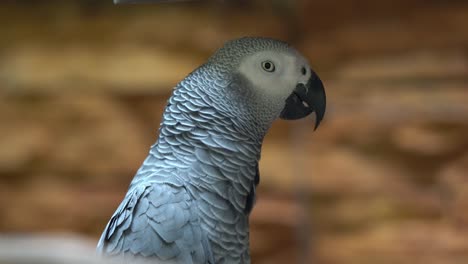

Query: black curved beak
[{"left": 279, "top": 72, "right": 326, "bottom": 130}]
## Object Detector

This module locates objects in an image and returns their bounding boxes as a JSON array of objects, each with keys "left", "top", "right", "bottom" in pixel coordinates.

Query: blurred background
[{"left": 1, "top": 0, "right": 468, "bottom": 263}]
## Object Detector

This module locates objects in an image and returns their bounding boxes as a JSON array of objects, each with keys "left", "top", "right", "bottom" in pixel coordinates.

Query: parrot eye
[
  {"left": 261, "top": 61, "right": 275, "bottom": 72},
  {"left": 301, "top": 67, "right": 307, "bottom": 75}
]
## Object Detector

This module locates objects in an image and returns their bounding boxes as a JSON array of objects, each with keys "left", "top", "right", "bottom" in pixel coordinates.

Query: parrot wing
[{"left": 97, "top": 182, "right": 213, "bottom": 263}]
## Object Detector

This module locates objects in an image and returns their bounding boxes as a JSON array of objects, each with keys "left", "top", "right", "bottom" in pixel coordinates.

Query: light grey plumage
[{"left": 97, "top": 37, "right": 326, "bottom": 264}]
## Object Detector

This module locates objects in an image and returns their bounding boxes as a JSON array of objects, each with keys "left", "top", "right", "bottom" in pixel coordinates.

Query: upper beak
[{"left": 279, "top": 72, "right": 326, "bottom": 130}]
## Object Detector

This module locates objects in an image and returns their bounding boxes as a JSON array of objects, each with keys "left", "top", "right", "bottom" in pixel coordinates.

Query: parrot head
[{"left": 208, "top": 37, "right": 326, "bottom": 130}]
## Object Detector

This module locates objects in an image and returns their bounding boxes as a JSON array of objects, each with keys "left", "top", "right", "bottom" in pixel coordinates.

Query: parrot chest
[
  {"left": 195, "top": 192, "right": 252, "bottom": 264},
  {"left": 187, "top": 147, "right": 260, "bottom": 264}
]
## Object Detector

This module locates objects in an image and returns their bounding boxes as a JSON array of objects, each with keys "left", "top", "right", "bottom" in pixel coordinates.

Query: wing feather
[{"left": 97, "top": 182, "right": 211, "bottom": 263}]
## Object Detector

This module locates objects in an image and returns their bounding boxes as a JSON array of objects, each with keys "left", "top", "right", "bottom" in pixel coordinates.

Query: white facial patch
[{"left": 237, "top": 50, "right": 310, "bottom": 104}]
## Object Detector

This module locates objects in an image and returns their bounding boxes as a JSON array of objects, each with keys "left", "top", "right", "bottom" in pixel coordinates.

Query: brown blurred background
[{"left": 1, "top": 0, "right": 468, "bottom": 263}]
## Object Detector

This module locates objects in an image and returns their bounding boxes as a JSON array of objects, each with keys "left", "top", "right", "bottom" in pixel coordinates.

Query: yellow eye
[{"left": 261, "top": 61, "right": 275, "bottom": 72}]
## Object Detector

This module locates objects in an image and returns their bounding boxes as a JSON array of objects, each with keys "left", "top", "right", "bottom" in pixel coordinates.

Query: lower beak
[{"left": 279, "top": 72, "right": 326, "bottom": 130}]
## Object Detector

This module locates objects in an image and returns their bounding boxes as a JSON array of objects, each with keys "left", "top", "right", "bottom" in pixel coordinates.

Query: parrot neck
[
  {"left": 204, "top": 70, "right": 280, "bottom": 140},
  {"left": 145, "top": 74, "right": 266, "bottom": 207}
]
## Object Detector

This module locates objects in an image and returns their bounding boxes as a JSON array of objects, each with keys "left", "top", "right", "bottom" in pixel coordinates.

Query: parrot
[{"left": 97, "top": 37, "right": 326, "bottom": 263}]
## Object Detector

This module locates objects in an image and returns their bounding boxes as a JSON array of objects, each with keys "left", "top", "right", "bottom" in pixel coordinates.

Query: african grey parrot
[{"left": 97, "top": 37, "right": 326, "bottom": 263}]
